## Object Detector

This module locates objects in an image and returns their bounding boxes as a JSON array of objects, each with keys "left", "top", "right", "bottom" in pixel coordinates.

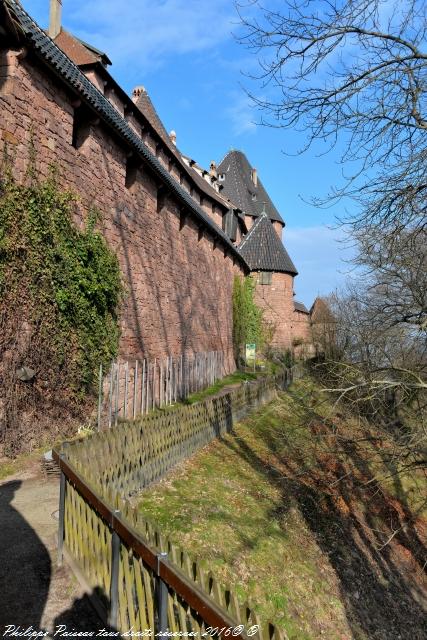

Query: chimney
[
  {"left": 209, "top": 161, "right": 217, "bottom": 179},
  {"left": 48, "top": 0, "right": 62, "bottom": 39},
  {"left": 132, "top": 86, "right": 145, "bottom": 103},
  {"left": 251, "top": 168, "right": 258, "bottom": 187},
  {"left": 169, "top": 130, "right": 177, "bottom": 146}
]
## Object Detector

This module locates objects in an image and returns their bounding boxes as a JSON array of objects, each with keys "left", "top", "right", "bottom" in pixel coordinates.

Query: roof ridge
[
  {"left": 237, "top": 214, "right": 298, "bottom": 275},
  {"left": 237, "top": 213, "right": 264, "bottom": 251},
  {"left": 217, "top": 149, "right": 284, "bottom": 224}
]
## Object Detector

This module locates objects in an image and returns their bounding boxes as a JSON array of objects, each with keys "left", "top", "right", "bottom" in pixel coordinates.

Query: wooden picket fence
[
  {"left": 98, "top": 350, "right": 226, "bottom": 430},
  {"left": 54, "top": 370, "right": 296, "bottom": 638}
]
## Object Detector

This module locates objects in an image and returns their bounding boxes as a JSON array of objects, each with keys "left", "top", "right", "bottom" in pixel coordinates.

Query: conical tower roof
[
  {"left": 217, "top": 150, "right": 284, "bottom": 224},
  {"left": 238, "top": 213, "right": 297, "bottom": 275}
]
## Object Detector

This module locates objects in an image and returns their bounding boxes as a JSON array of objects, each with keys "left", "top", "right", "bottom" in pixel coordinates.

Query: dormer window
[
  {"left": 251, "top": 193, "right": 257, "bottom": 201},
  {"left": 218, "top": 173, "right": 225, "bottom": 182}
]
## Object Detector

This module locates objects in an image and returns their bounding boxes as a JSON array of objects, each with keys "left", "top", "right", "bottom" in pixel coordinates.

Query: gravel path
[{"left": 0, "top": 471, "right": 103, "bottom": 636}]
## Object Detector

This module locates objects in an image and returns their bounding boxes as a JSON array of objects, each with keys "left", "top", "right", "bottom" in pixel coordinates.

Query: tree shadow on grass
[{"left": 222, "top": 395, "right": 427, "bottom": 640}]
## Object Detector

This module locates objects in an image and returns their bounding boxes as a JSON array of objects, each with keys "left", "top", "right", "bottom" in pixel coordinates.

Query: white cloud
[
  {"left": 284, "top": 225, "right": 355, "bottom": 306},
  {"left": 225, "top": 93, "right": 257, "bottom": 136},
  {"left": 62, "top": 0, "right": 235, "bottom": 71}
]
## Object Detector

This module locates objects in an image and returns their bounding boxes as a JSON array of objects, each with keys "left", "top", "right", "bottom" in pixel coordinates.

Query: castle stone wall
[
  {"left": 254, "top": 273, "right": 312, "bottom": 351},
  {"left": 0, "top": 49, "right": 242, "bottom": 371},
  {"left": 254, "top": 272, "right": 295, "bottom": 349},
  {"left": 291, "top": 310, "right": 312, "bottom": 344}
]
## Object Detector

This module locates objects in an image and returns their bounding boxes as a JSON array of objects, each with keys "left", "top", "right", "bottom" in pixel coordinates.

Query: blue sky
[{"left": 24, "top": 0, "right": 355, "bottom": 306}]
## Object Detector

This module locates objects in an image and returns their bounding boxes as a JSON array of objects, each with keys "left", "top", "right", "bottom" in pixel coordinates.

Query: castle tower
[{"left": 217, "top": 150, "right": 309, "bottom": 350}]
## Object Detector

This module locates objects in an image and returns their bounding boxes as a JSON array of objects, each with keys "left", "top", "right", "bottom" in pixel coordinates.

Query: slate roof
[
  {"left": 238, "top": 213, "right": 297, "bottom": 275},
  {"left": 3, "top": 0, "right": 246, "bottom": 268},
  {"left": 217, "top": 150, "right": 284, "bottom": 224},
  {"left": 134, "top": 87, "right": 234, "bottom": 212},
  {"left": 294, "top": 301, "right": 309, "bottom": 314}
]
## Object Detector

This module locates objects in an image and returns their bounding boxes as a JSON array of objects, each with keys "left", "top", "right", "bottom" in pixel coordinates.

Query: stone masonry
[{"left": 0, "top": 47, "right": 243, "bottom": 370}]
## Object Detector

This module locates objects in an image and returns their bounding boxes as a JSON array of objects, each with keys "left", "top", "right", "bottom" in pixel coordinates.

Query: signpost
[{"left": 245, "top": 343, "right": 256, "bottom": 371}]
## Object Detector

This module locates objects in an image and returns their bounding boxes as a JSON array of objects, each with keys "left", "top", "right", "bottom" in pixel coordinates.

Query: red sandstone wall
[
  {"left": 254, "top": 272, "right": 295, "bottom": 349},
  {"left": 291, "top": 311, "right": 311, "bottom": 343},
  {"left": 272, "top": 221, "right": 283, "bottom": 239},
  {"left": 0, "top": 49, "right": 242, "bottom": 370}
]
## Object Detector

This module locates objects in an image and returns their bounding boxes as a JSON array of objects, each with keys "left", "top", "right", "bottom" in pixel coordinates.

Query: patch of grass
[
  {"left": 0, "top": 446, "right": 46, "bottom": 481},
  {"left": 137, "top": 378, "right": 427, "bottom": 640},
  {"left": 0, "top": 422, "right": 99, "bottom": 481},
  {"left": 183, "top": 371, "right": 259, "bottom": 404}
]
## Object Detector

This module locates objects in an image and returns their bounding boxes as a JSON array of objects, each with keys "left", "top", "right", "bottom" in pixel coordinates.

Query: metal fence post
[
  {"left": 57, "top": 443, "right": 69, "bottom": 566},
  {"left": 109, "top": 510, "right": 121, "bottom": 629},
  {"left": 156, "top": 552, "right": 169, "bottom": 638}
]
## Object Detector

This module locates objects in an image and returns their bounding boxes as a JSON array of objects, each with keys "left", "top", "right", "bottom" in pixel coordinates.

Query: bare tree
[
  {"left": 355, "top": 226, "right": 427, "bottom": 330},
  {"left": 316, "top": 227, "right": 427, "bottom": 474},
  {"left": 237, "top": 0, "right": 427, "bottom": 235}
]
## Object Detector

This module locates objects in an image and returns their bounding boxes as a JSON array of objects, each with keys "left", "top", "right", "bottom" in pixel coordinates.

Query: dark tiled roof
[
  {"left": 294, "top": 301, "right": 309, "bottom": 314},
  {"left": 135, "top": 87, "right": 175, "bottom": 153},
  {"left": 217, "top": 150, "right": 284, "bottom": 224},
  {"left": 238, "top": 214, "right": 297, "bottom": 275},
  {"left": 134, "top": 88, "right": 233, "bottom": 211},
  {"left": 3, "top": 0, "right": 246, "bottom": 268}
]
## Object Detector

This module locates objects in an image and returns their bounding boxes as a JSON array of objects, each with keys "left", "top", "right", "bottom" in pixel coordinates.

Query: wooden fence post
[
  {"left": 133, "top": 361, "right": 138, "bottom": 419},
  {"left": 108, "top": 363, "right": 113, "bottom": 429},
  {"left": 124, "top": 361, "right": 129, "bottom": 419},
  {"left": 97, "top": 363, "right": 103, "bottom": 431},
  {"left": 114, "top": 362, "right": 120, "bottom": 427},
  {"left": 141, "top": 359, "right": 146, "bottom": 415}
]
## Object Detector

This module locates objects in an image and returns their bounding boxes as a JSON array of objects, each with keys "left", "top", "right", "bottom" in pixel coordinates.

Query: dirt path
[{"left": 0, "top": 468, "right": 102, "bottom": 635}]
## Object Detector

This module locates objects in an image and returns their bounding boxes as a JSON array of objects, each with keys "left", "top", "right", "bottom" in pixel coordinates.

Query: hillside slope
[{"left": 138, "top": 379, "right": 427, "bottom": 640}]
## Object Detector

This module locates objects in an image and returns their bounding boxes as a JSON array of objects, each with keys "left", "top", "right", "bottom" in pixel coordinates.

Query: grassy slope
[
  {"left": 138, "top": 379, "right": 427, "bottom": 640},
  {"left": 183, "top": 371, "right": 259, "bottom": 404}
]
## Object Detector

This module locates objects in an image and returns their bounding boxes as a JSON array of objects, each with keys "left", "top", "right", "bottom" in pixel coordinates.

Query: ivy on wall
[
  {"left": 0, "top": 164, "right": 122, "bottom": 453},
  {"left": 232, "top": 275, "right": 263, "bottom": 363}
]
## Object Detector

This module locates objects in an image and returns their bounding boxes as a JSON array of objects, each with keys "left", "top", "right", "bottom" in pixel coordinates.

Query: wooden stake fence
[
  {"left": 98, "top": 350, "right": 225, "bottom": 430},
  {"left": 55, "top": 370, "right": 295, "bottom": 638}
]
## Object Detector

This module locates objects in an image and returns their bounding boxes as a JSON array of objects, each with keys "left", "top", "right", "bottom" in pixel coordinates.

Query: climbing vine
[
  {"left": 0, "top": 165, "right": 122, "bottom": 454},
  {"left": 232, "top": 275, "right": 264, "bottom": 363}
]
